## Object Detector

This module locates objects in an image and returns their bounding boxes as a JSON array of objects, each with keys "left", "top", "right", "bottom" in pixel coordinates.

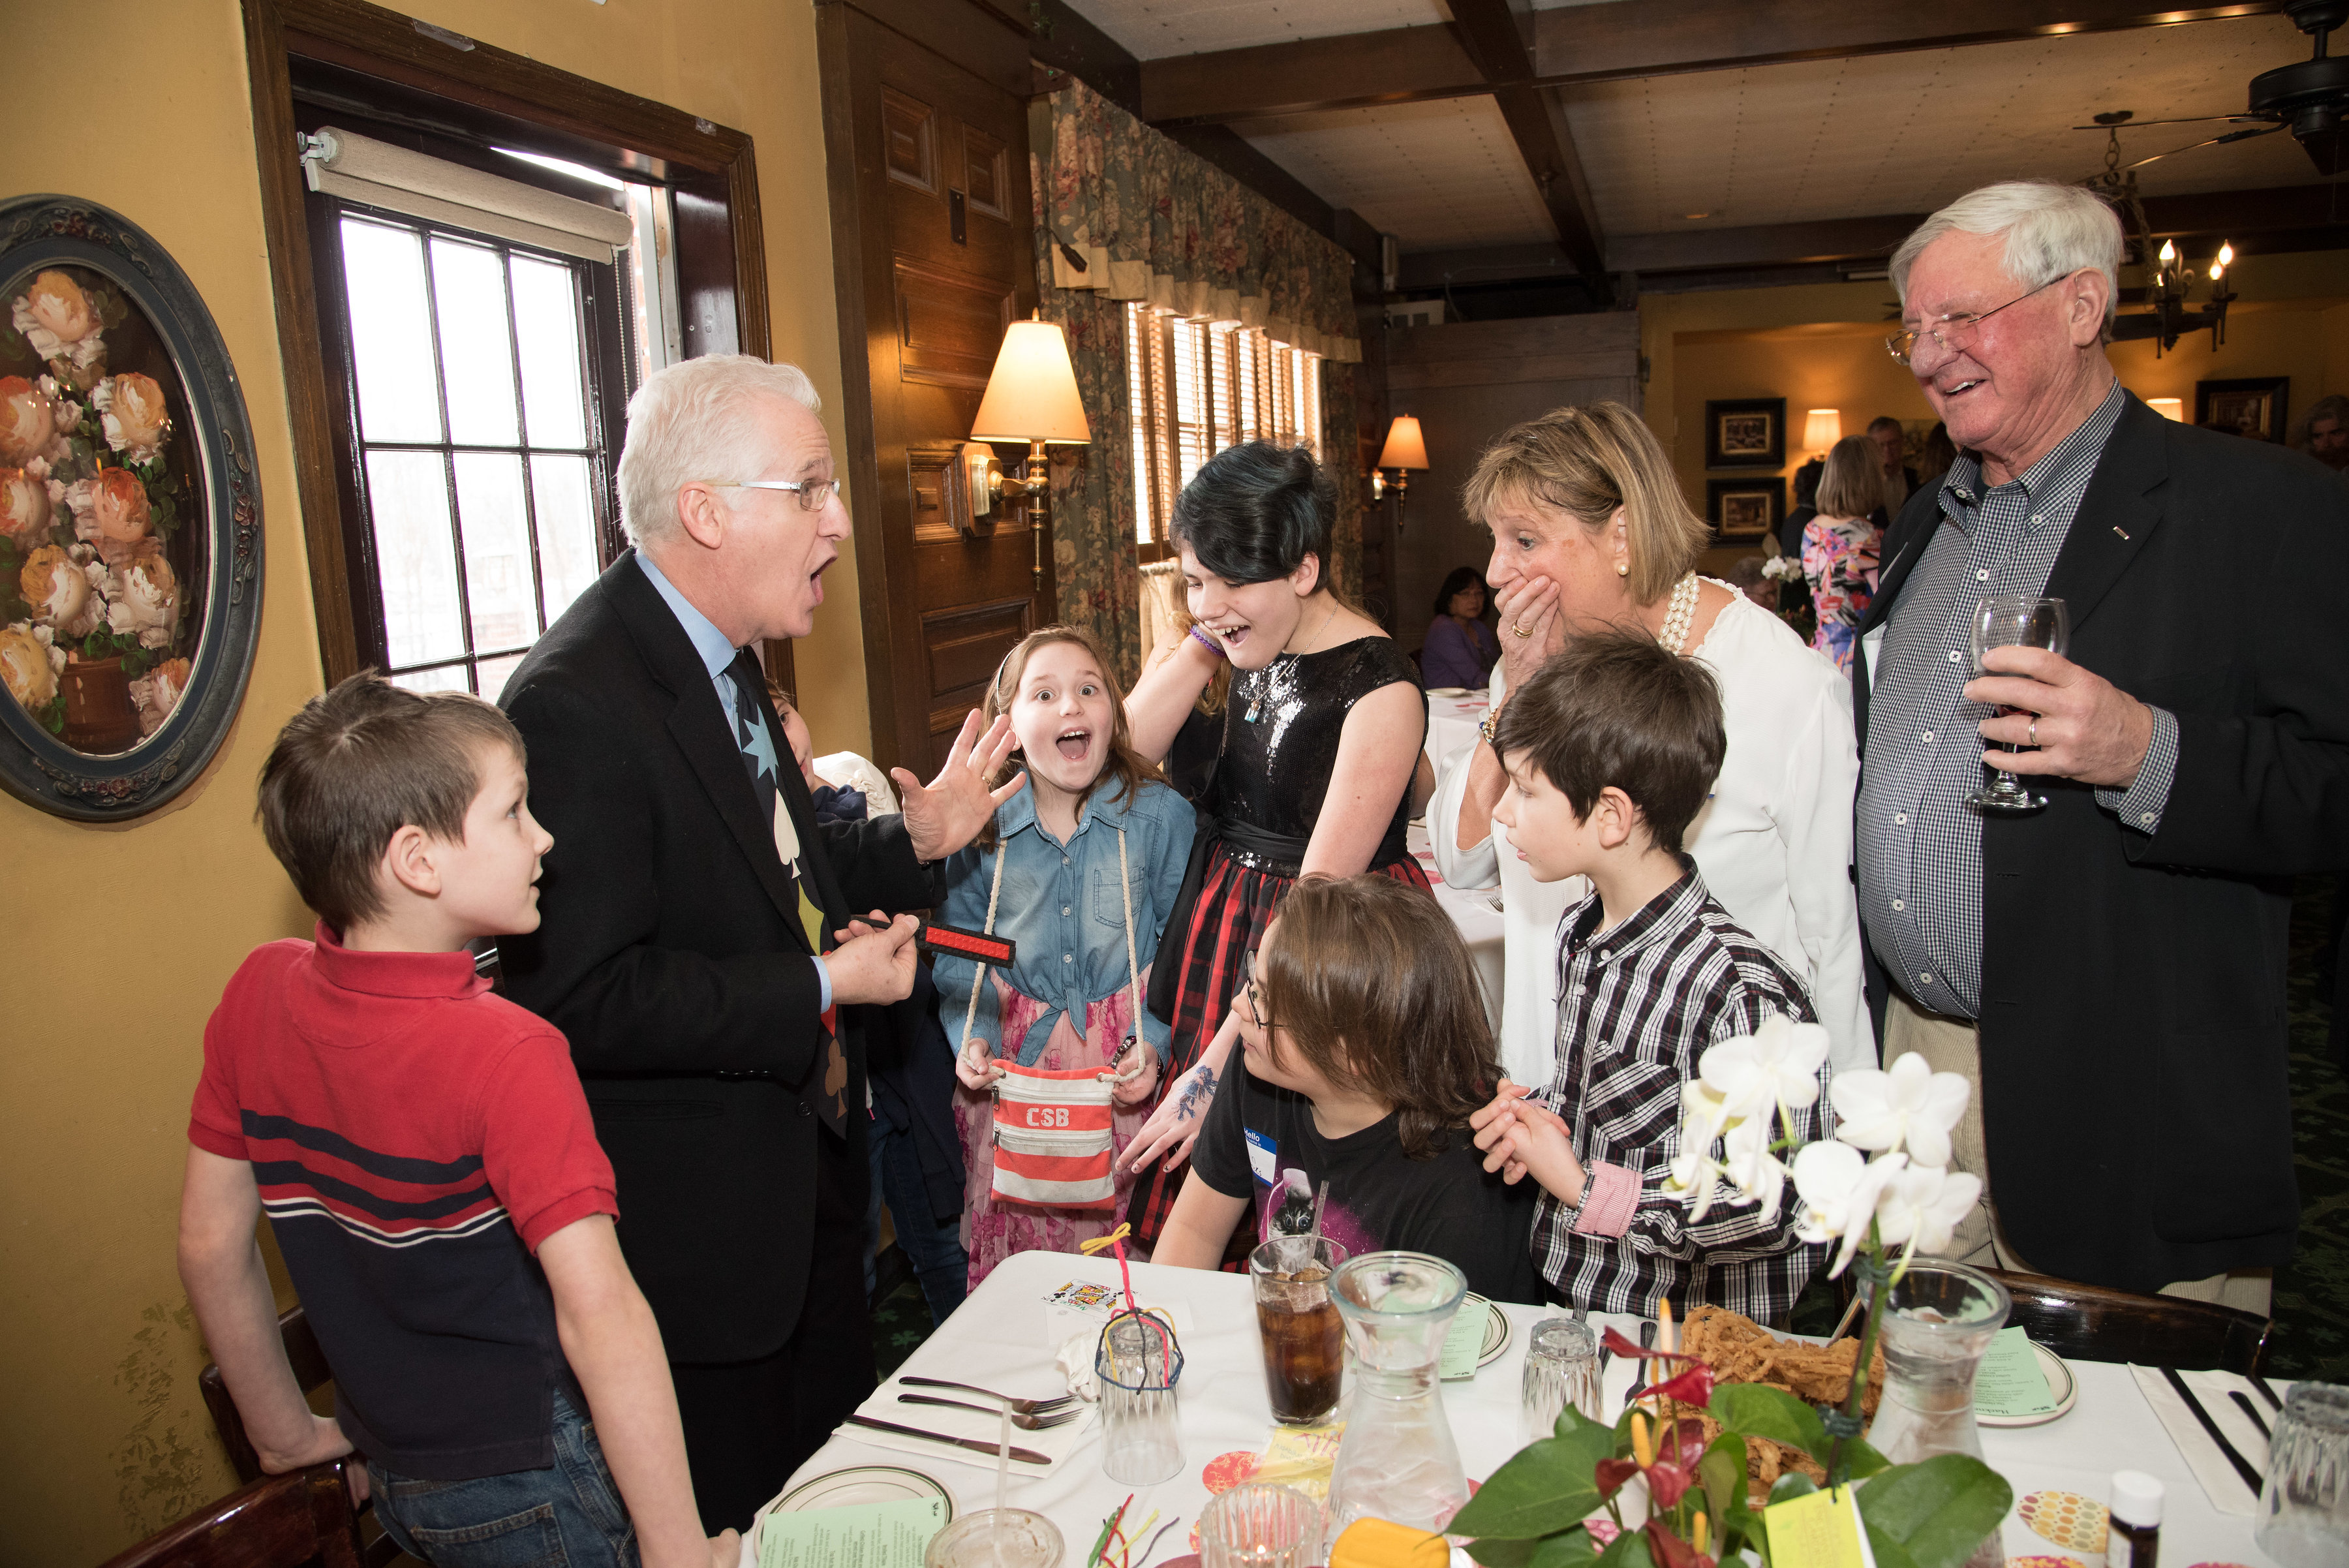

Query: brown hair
[
  {"left": 1460, "top": 402, "right": 1711, "bottom": 606},
  {"left": 977, "top": 625, "right": 1161, "bottom": 850},
  {"left": 1815, "top": 434, "right": 1886, "bottom": 520},
  {"left": 256, "top": 671, "right": 524, "bottom": 932},
  {"left": 1490, "top": 630, "right": 1726, "bottom": 855},
  {"left": 1259, "top": 876, "right": 1500, "bottom": 1160}
]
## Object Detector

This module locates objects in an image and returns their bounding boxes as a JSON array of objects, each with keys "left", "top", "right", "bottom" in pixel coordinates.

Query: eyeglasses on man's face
[
  {"left": 702, "top": 476, "right": 842, "bottom": 512},
  {"left": 1885, "top": 273, "right": 2070, "bottom": 367}
]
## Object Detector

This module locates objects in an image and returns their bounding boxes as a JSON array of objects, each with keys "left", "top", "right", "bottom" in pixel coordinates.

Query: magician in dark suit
[
  {"left": 498, "top": 355, "right": 1022, "bottom": 1531},
  {"left": 1854, "top": 180, "right": 2349, "bottom": 1308}
]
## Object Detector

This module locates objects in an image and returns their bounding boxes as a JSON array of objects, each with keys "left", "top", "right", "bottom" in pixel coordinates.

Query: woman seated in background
[
  {"left": 1156, "top": 875, "right": 1539, "bottom": 1303},
  {"left": 1420, "top": 566, "right": 1501, "bottom": 689},
  {"left": 1801, "top": 434, "right": 1886, "bottom": 670}
]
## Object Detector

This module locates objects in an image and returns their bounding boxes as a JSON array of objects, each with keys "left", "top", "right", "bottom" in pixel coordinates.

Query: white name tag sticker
[
  {"left": 1861, "top": 625, "right": 1886, "bottom": 697},
  {"left": 1245, "top": 1127, "right": 1278, "bottom": 1187}
]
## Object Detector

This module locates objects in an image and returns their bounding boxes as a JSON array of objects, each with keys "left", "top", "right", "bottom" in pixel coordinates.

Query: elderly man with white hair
[
  {"left": 499, "top": 355, "right": 1022, "bottom": 1531},
  {"left": 1854, "top": 181, "right": 2349, "bottom": 1308}
]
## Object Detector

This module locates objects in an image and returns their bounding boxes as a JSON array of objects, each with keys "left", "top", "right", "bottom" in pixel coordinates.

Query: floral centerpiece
[
  {"left": 1450, "top": 1020, "right": 2014, "bottom": 1568},
  {"left": 0, "top": 266, "right": 193, "bottom": 748}
]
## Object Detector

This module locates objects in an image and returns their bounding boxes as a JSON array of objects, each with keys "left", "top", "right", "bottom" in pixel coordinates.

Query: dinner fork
[
  {"left": 899, "top": 1392, "right": 1084, "bottom": 1430},
  {"left": 898, "top": 1376, "right": 1076, "bottom": 1415}
]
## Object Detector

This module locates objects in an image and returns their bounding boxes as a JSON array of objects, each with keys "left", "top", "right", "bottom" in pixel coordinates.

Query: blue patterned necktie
[{"left": 728, "top": 666, "right": 848, "bottom": 1132}]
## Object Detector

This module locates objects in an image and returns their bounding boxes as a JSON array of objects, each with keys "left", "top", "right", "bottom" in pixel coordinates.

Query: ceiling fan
[{"left": 2071, "top": 0, "right": 2347, "bottom": 178}]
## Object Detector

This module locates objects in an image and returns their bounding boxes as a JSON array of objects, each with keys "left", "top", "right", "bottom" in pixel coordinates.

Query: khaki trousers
[{"left": 1882, "top": 991, "right": 2272, "bottom": 1317}]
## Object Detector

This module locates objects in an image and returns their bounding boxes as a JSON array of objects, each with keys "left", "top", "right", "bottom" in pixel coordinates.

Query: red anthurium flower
[
  {"left": 1601, "top": 1326, "right": 1698, "bottom": 1362},
  {"left": 1645, "top": 1459, "right": 1696, "bottom": 1511},
  {"left": 1646, "top": 1362, "right": 1717, "bottom": 1408},
  {"left": 1593, "top": 1457, "right": 1642, "bottom": 1502},
  {"left": 1657, "top": 1419, "right": 1710, "bottom": 1468},
  {"left": 1643, "top": 1520, "right": 1715, "bottom": 1568}
]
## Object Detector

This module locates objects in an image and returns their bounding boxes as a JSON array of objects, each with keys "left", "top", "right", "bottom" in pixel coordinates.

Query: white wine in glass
[{"left": 1965, "top": 594, "right": 2069, "bottom": 814}]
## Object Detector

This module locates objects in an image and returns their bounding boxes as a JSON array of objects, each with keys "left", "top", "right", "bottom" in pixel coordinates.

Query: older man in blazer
[
  {"left": 1854, "top": 180, "right": 2349, "bottom": 1308},
  {"left": 499, "top": 356, "right": 1022, "bottom": 1530}
]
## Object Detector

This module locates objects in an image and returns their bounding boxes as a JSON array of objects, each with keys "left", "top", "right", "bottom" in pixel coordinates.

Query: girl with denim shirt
[{"left": 938, "top": 628, "right": 1195, "bottom": 1286}]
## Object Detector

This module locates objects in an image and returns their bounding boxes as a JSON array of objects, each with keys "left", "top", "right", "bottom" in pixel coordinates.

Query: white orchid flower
[
  {"left": 1664, "top": 1081, "right": 1733, "bottom": 1220},
  {"left": 1830, "top": 1051, "right": 1970, "bottom": 1168},
  {"left": 1720, "top": 1115, "right": 1788, "bottom": 1223},
  {"left": 1792, "top": 1142, "right": 1909, "bottom": 1277},
  {"left": 1873, "top": 1163, "right": 1984, "bottom": 1268},
  {"left": 1698, "top": 1014, "right": 1830, "bottom": 1122}
]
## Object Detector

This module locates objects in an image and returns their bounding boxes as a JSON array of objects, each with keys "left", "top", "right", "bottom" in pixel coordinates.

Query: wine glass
[{"left": 1964, "top": 594, "right": 2069, "bottom": 814}]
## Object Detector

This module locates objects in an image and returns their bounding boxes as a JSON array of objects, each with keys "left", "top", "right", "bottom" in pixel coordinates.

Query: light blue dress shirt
[{"left": 635, "top": 551, "right": 830, "bottom": 1009}]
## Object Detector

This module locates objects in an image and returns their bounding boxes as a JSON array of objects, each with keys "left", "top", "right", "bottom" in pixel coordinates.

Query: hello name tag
[{"left": 1246, "top": 1127, "right": 1278, "bottom": 1186}]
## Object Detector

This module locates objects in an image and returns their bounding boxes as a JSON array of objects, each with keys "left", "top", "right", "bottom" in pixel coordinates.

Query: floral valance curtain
[{"left": 1037, "top": 82, "right": 1361, "bottom": 363}]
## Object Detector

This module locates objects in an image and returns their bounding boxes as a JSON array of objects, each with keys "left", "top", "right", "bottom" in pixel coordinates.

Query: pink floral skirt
[{"left": 953, "top": 979, "right": 1150, "bottom": 1291}]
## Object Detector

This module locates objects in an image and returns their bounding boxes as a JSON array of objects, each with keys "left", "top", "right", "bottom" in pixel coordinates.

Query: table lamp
[
  {"left": 1377, "top": 415, "right": 1429, "bottom": 530},
  {"left": 1802, "top": 408, "right": 1841, "bottom": 456},
  {"left": 971, "top": 311, "right": 1093, "bottom": 590},
  {"left": 2147, "top": 397, "right": 2184, "bottom": 422}
]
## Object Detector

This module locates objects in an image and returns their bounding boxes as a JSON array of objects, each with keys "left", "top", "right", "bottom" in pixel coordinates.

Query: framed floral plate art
[{"left": 0, "top": 194, "right": 262, "bottom": 820}]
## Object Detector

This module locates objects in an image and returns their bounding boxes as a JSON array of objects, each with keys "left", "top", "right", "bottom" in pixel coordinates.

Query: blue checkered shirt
[{"left": 1856, "top": 381, "right": 2179, "bottom": 1019}]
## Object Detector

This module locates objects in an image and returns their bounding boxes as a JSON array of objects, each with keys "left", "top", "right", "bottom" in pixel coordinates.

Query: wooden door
[{"left": 820, "top": 2, "right": 1050, "bottom": 774}]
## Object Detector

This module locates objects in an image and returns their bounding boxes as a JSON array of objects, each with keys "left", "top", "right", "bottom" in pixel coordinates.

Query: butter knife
[
  {"left": 2158, "top": 1367, "right": 2264, "bottom": 1497},
  {"left": 846, "top": 1413, "right": 1051, "bottom": 1465}
]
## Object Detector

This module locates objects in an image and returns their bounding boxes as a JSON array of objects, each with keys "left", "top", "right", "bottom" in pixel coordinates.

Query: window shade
[{"left": 301, "top": 127, "right": 636, "bottom": 264}]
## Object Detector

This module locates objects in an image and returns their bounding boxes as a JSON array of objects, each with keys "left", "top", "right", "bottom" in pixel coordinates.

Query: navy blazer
[
  {"left": 498, "top": 553, "right": 934, "bottom": 1361},
  {"left": 1853, "top": 392, "right": 2349, "bottom": 1291}
]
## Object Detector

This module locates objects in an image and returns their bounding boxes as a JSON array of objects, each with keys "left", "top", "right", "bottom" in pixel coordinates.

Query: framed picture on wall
[
  {"left": 2195, "top": 377, "right": 2289, "bottom": 442},
  {"left": 1705, "top": 397, "right": 1785, "bottom": 469},
  {"left": 1708, "top": 477, "right": 1785, "bottom": 542}
]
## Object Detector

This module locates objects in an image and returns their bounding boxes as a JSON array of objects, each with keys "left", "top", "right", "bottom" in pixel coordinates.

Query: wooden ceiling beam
[
  {"left": 1446, "top": 0, "right": 1607, "bottom": 277},
  {"left": 1142, "top": 0, "right": 2287, "bottom": 127}
]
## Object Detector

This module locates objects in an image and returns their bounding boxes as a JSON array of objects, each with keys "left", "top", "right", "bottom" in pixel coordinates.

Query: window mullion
[
  {"left": 412, "top": 231, "right": 478, "bottom": 690},
  {"left": 499, "top": 251, "right": 551, "bottom": 638}
]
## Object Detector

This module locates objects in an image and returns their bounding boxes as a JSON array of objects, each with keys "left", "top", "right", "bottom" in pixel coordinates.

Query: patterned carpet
[{"left": 876, "top": 883, "right": 2348, "bottom": 1377}]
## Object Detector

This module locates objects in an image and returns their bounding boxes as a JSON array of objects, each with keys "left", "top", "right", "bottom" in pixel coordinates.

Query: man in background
[{"left": 1869, "top": 413, "right": 1921, "bottom": 512}]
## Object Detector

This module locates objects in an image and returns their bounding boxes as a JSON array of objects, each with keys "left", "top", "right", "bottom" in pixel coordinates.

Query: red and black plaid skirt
[{"left": 1122, "top": 841, "right": 1434, "bottom": 1245}]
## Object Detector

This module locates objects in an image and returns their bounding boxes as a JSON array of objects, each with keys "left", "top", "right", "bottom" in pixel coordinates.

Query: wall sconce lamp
[
  {"left": 969, "top": 311, "right": 1092, "bottom": 591},
  {"left": 2147, "top": 397, "right": 2185, "bottom": 422},
  {"left": 1373, "top": 415, "right": 1429, "bottom": 529},
  {"left": 1802, "top": 408, "right": 1841, "bottom": 457}
]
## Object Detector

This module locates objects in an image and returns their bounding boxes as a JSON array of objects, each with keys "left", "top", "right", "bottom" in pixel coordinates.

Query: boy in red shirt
[{"left": 179, "top": 673, "right": 734, "bottom": 1568}]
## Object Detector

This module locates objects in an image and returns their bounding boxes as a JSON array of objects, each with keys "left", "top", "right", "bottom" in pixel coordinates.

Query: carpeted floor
[{"left": 880, "top": 880, "right": 2349, "bottom": 1376}]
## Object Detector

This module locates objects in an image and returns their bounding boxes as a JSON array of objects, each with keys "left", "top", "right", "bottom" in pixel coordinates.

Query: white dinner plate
[
  {"left": 1977, "top": 1342, "right": 2079, "bottom": 1427},
  {"left": 1426, "top": 686, "right": 1471, "bottom": 698},
  {"left": 758, "top": 1464, "right": 956, "bottom": 1516},
  {"left": 1465, "top": 1293, "right": 1511, "bottom": 1368}
]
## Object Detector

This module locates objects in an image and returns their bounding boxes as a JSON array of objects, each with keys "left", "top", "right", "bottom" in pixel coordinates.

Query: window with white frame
[{"left": 1124, "top": 303, "right": 1323, "bottom": 557}]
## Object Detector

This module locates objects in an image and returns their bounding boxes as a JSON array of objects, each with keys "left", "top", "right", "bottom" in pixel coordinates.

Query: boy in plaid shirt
[{"left": 1471, "top": 634, "right": 1828, "bottom": 1323}]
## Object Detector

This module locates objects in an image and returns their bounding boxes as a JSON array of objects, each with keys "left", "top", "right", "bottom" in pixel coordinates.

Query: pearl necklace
[{"left": 1657, "top": 572, "right": 1701, "bottom": 655}]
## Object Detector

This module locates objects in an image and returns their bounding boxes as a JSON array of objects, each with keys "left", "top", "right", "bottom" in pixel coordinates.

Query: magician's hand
[{"left": 891, "top": 709, "right": 1027, "bottom": 863}]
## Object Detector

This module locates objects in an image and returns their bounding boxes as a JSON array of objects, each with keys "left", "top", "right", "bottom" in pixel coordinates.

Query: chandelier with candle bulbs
[{"left": 2110, "top": 236, "right": 2237, "bottom": 356}]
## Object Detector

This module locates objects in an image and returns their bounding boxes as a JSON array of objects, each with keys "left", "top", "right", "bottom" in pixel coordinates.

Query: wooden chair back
[
  {"left": 1985, "top": 1267, "right": 2272, "bottom": 1374},
  {"left": 98, "top": 1462, "right": 363, "bottom": 1568}
]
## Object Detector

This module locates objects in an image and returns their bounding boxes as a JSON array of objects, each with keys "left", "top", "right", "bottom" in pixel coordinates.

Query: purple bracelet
[{"left": 1188, "top": 624, "right": 1226, "bottom": 660}]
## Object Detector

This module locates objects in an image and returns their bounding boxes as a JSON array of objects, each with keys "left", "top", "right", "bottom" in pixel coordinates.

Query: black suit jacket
[
  {"left": 497, "top": 553, "right": 934, "bottom": 1361},
  {"left": 1854, "top": 392, "right": 2349, "bottom": 1291}
]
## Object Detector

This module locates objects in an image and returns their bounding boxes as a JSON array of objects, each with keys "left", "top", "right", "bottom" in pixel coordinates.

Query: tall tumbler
[
  {"left": 1096, "top": 1309, "right": 1185, "bottom": 1486},
  {"left": 1250, "top": 1235, "right": 1349, "bottom": 1426},
  {"left": 1520, "top": 1318, "right": 1603, "bottom": 1446},
  {"left": 2257, "top": 1382, "right": 2349, "bottom": 1568}
]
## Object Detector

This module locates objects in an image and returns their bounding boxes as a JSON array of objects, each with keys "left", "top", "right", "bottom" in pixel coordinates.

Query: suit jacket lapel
[
  {"left": 2041, "top": 393, "right": 2166, "bottom": 635},
  {"left": 608, "top": 556, "right": 811, "bottom": 949},
  {"left": 1859, "top": 486, "right": 1945, "bottom": 636}
]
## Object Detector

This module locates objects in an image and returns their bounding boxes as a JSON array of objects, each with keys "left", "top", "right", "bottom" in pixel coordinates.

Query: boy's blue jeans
[{"left": 370, "top": 1390, "right": 638, "bottom": 1567}]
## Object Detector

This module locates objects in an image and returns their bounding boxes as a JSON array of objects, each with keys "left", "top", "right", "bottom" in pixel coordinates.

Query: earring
[{"left": 1616, "top": 562, "right": 1630, "bottom": 577}]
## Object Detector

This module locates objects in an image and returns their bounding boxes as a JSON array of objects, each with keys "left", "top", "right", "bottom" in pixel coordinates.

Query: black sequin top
[{"left": 1212, "top": 636, "right": 1425, "bottom": 872}]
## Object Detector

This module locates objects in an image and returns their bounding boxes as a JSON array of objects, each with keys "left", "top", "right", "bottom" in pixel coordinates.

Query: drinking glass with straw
[{"left": 1083, "top": 1224, "right": 1186, "bottom": 1485}]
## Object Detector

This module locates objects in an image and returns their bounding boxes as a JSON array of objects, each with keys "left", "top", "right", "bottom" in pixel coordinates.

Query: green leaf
[
  {"left": 37, "top": 694, "right": 65, "bottom": 734},
  {"left": 1767, "top": 1473, "right": 1818, "bottom": 1504},
  {"left": 1465, "top": 1537, "right": 1539, "bottom": 1567},
  {"left": 1591, "top": 1529, "right": 1655, "bottom": 1568},
  {"left": 1842, "top": 1438, "right": 1891, "bottom": 1481},
  {"left": 1855, "top": 1455, "right": 2013, "bottom": 1568},
  {"left": 1528, "top": 1530, "right": 1600, "bottom": 1568},
  {"left": 1709, "top": 1383, "right": 1832, "bottom": 1463},
  {"left": 1452, "top": 1410, "right": 1614, "bottom": 1539}
]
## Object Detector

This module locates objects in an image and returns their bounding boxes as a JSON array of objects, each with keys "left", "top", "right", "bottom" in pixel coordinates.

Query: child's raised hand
[
  {"left": 955, "top": 1034, "right": 1004, "bottom": 1091},
  {"left": 1105, "top": 1039, "right": 1160, "bottom": 1105}
]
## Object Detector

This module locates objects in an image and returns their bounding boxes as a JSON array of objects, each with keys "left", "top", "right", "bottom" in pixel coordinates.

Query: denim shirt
[{"left": 934, "top": 777, "right": 1195, "bottom": 1066}]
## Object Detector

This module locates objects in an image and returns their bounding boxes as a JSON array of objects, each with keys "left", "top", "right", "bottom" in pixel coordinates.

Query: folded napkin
[
  {"left": 2128, "top": 1364, "right": 2277, "bottom": 1516},
  {"left": 838, "top": 1367, "right": 1099, "bottom": 1479}
]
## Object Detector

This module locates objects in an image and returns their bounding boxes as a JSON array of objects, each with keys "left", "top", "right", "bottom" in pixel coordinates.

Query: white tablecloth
[
  {"left": 1409, "top": 822, "right": 1505, "bottom": 1034},
  {"left": 1424, "top": 692, "right": 1490, "bottom": 782},
  {"left": 766, "top": 1252, "right": 2284, "bottom": 1568}
]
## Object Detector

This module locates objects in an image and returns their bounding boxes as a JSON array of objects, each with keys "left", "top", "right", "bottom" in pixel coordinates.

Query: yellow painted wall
[
  {"left": 0, "top": 3, "right": 856, "bottom": 1562},
  {"left": 1644, "top": 251, "right": 2349, "bottom": 576}
]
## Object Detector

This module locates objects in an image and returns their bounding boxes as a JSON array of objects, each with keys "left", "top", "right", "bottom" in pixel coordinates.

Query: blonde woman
[
  {"left": 1802, "top": 434, "right": 1887, "bottom": 669},
  {"left": 1427, "top": 402, "right": 1871, "bottom": 1081}
]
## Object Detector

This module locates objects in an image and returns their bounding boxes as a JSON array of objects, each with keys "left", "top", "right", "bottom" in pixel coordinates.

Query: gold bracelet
[{"left": 1479, "top": 706, "right": 1502, "bottom": 745}]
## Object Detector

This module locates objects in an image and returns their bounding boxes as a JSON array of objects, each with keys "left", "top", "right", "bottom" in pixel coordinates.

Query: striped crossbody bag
[{"left": 962, "top": 827, "right": 1144, "bottom": 1210}]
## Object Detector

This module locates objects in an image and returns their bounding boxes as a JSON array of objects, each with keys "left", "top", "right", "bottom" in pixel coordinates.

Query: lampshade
[
  {"left": 1802, "top": 408, "right": 1841, "bottom": 451},
  {"left": 971, "top": 317, "right": 1092, "bottom": 444},
  {"left": 1378, "top": 415, "right": 1429, "bottom": 470},
  {"left": 2147, "top": 397, "right": 2185, "bottom": 422}
]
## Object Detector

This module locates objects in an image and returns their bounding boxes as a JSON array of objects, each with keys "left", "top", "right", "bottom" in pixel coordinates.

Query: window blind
[{"left": 301, "top": 127, "right": 636, "bottom": 265}]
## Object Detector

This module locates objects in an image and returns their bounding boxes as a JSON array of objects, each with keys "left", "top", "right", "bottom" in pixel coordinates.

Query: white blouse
[{"left": 1430, "top": 589, "right": 1872, "bottom": 1085}]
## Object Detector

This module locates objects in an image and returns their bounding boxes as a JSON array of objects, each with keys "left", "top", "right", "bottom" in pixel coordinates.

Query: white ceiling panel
[
  {"left": 1232, "top": 97, "right": 1557, "bottom": 251},
  {"left": 1078, "top": 0, "right": 1449, "bottom": 59},
  {"left": 1565, "top": 14, "right": 2323, "bottom": 240}
]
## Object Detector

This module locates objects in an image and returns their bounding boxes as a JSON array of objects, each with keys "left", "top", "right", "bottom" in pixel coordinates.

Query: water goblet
[{"left": 1964, "top": 594, "right": 2069, "bottom": 814}]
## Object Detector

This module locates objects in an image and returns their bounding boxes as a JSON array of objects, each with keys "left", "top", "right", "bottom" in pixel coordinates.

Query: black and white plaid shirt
[
  {"left": 1856, "top": 382, "right": 2179, "bottom": 1019},
  {"left": 1530, "top": 865, "right": 1828, "bottom": 1324}
]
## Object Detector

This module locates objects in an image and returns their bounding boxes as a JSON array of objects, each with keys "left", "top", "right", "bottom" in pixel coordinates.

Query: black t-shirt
[{"left": 1191, "top": 1056, "right": 1541, "bottom": 1304}]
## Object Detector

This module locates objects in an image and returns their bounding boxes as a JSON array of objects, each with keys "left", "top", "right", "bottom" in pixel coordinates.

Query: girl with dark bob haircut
[{"left": 1116, "top": 441, "right": 1433, "bottom": 1253}]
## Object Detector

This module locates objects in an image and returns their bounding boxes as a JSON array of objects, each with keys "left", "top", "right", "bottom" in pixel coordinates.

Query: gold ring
[
  {"left": 2029, "top": 717, "right": 2038, "bottom": 746},
  {"left": 1510, "top": 622, "right": 1533, "bottom": 638}
]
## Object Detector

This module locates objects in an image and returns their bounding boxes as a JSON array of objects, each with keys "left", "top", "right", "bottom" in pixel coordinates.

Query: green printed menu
[
  {"left": 1973, "top": 1327, "right": 2058, "bottom": 1420},
  {"left": 758, "top": 1498, "right": 950, "bottom": 1568},
  {"left": 1440, "top": 1299, "right": 1486, "bottom": 1380}
]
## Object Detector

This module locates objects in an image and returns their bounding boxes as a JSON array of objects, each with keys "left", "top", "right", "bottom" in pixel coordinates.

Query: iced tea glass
[{"left": 1250, "top": 1235, "right": 1349, "bottom": 1425}]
